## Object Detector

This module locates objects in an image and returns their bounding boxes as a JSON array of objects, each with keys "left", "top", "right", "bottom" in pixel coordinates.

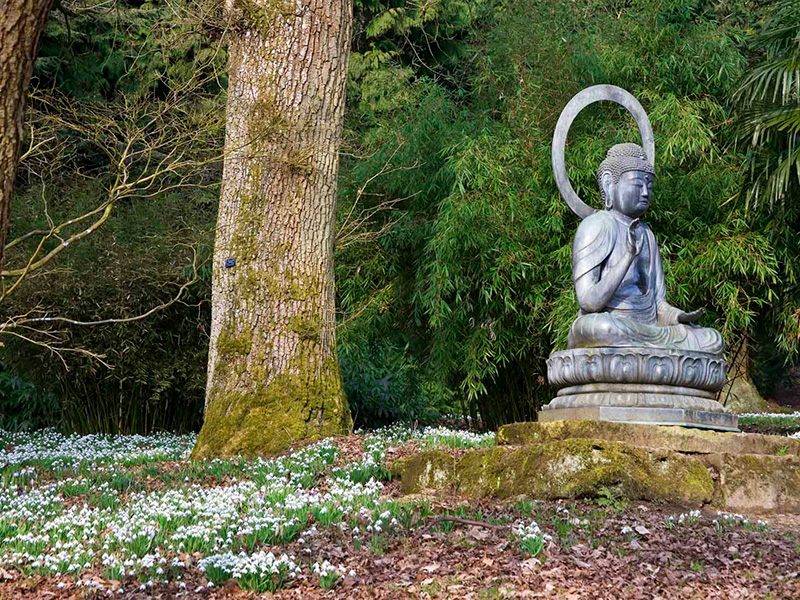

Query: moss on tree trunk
[{"left": 193, "top": 0, "right": 352, "bottom": 459}]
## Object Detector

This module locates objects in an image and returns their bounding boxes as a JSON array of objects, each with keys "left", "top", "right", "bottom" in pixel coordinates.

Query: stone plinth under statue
[{"left": 542, "top": 85, "right": 737, "bottom": 431}]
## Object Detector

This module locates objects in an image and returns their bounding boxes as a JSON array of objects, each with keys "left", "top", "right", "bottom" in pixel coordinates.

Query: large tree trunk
[
  {"left": 193, "top": 0, "right": 352, "bottom": 458},
  {"left": 0, "top": 0, "right": 53, "bottom": 271}
]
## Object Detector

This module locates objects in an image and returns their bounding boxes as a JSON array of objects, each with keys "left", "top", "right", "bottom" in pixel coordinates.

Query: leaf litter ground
[{"left": 0, "top": 426, "right": 797, "bottom": 599}]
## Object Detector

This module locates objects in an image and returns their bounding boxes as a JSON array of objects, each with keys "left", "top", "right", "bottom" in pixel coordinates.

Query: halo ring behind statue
[{"left": 552, "top": 85, "right": 655, "bottom": 220}]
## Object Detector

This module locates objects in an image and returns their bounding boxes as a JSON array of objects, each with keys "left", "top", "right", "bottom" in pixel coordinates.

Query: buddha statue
[
  {"left": 568, "top": 143, "right": 724, "bottom": 356},
  {"left": 541, "top": 85, "right": 736, "bottom": 431}
]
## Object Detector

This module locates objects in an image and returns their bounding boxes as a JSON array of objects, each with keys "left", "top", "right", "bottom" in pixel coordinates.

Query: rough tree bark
[
  {"left": 0, "top": 0, "right": 54, "bottom": 271},
  {"left": 192, "top": 0, "right": 352, "bottom": 458}
]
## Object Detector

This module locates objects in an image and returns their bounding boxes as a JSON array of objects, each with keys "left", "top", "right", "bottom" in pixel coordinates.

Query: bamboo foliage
[{"left": 735, "top": 0, "right": 800, "bottom": 209}]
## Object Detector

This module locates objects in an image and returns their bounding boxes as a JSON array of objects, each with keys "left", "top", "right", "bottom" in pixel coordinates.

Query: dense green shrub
[
  {"left": 1, "top": 1, "right": 221, "bottom": 434},
  {"left": 34, "top": 1, "right": 227, "bottom": 101},
  {"left": 340, "top": 340, "right": 442, "bottom": 427},
  {"left": 0, "top": 366, "right": 59, "bottom": 431},
  {"left": 4, "top": 181, "right": 214, "bottom": 434}
]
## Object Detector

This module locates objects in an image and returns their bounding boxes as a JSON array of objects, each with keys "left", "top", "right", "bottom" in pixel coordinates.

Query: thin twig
[{"left": 13, "top": 249, "right": 203, "bottom": 327}]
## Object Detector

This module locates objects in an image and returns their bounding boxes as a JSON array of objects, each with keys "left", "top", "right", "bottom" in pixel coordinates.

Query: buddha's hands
[
  {"left": 626, "top": 218, "right": 644, "bottom": 256},
  {"left": 677, "top": 308, "right": 705, "bottom": 324}
]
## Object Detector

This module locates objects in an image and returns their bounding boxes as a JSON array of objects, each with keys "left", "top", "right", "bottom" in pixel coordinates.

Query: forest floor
[{"left": 0, "top": 426, "right": 797, "bottom": 600}]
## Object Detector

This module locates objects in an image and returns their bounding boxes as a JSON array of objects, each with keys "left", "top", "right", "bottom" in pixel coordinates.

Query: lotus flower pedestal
[{"left": 540, "top": 347, "right": 738, "bottom": 432}]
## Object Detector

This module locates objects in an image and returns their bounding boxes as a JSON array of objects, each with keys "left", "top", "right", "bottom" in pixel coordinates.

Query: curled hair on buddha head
[{"left": 597, "top": 143, "right": 655, "bottom": 208}]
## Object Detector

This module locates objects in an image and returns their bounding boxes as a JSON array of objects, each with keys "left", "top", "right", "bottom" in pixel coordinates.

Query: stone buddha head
[{"left": 598, "top": 143, "right": 655, "bottom": 219}]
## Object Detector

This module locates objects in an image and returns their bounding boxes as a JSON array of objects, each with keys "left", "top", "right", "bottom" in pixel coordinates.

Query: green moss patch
[
  {"left": 192, "top": 356, "right": 351, "bottom": 459},
  {"left": 399, "top": 439, "right": 714, "bottom": 507},
  {"left": 399, "top": 431, "right": 800, "bottom": 512},
  {"left": 395, "top": 450, "right": 457, "bottom": 494}
]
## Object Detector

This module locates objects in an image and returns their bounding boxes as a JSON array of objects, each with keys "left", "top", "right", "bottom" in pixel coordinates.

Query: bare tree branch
[{"left": 14, "top": 247, "right": 203, "bottom": 327}]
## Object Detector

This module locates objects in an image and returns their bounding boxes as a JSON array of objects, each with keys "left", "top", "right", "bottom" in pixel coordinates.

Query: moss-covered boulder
[
  {"left": 394, "top": 432, "right": 800, "bottom": 512},
  {"left": 458, "top": 439, "right": 713, "bottom": 506},
  {"left": 497, "top": 421, "right": 800, "bottom": 456},
  {"left": 397, "top": 439, "right": 714, "bottom": 507},
  {"left": 395, "top": 450, "right": 457, "bottom": 494}
]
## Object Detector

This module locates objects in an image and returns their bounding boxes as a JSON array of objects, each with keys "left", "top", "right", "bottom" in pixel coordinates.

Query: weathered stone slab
[
  {"left": 395, "top": 440, "right": 713, "bottom": 506},
  {"left": 390, "top": 450, "right": 456, "bottom": 493},
  {"left": 496, "top": 420, "right": 800, "bottom": 456},
  {"left": 393, "top": 428, "right": 800, "bottom": 513},
  {"left": 454, "top": 440, "right": 714, "bottom": 506},
  {"left": 709, "top": 453, "right": 800, "bottom": 513},
  {"left": 538, "top": 406, "right": 739, "bottom": 431}
]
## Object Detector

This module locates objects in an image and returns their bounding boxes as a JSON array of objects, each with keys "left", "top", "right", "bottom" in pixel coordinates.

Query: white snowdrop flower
[
  {"left": 738, "top": 411, "right": 800, "bottom": 419},
  {"left": 621, "top": 526, "right": 633, "bottom": 535}
]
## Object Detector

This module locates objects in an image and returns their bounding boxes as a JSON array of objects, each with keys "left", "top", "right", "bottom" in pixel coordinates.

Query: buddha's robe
[{"left": 568, "top": 210, "right": 723, "bottom": 356}]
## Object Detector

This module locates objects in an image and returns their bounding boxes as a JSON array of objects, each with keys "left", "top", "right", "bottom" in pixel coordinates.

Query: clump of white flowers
[
  {"left": 738, "top": 412, "right": 800, "bottom": 418},
  {"left": 336, "top": 424, "right": 493, "bottom": 484},
  {"left": 514, "top": 520, "right": 551, "bottom": 557},
  {"left": 199, "top": 551, "right": 300, "bottom": 592},
  {"left": 356, "top": 424, "right": 495, "bottom": 452},
  {"left": 712, "top": 511, "right": 768, "bottom": 531},
  {"left": 417, "top": 426, "right": 495, "bottom": 449},
  {"left": 664, "top": 509, "right": 701, "bottom": 528},
  {"left": 312, "top": 559, "right": 354, "bottom": 589},
  {"left": 0, "top": 428, "right": 195, "bottom": 470}
]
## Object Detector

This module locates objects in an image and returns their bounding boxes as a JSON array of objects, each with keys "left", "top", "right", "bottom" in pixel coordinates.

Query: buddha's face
[{"left": 602, "top": 170, "right": 653, "bottom": 218}]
